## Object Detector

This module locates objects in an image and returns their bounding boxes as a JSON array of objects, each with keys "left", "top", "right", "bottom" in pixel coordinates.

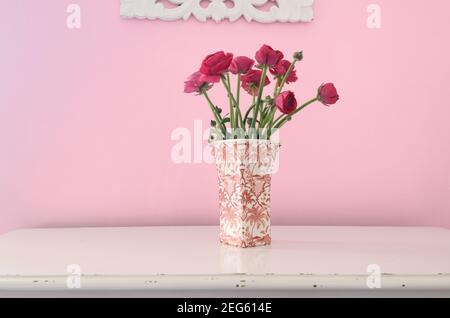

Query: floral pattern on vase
[{"left": 211, "top": 139, "right": 280, "bottom": 248}]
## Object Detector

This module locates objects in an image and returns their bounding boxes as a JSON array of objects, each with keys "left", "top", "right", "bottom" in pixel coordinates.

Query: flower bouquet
[{"left": 184, "top": 44, "right": 339, "bottom": 248}]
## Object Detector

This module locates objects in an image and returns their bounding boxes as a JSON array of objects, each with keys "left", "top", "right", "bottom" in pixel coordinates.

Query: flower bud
[
  {"left": 318, "top": 83, "right": 339, "bottom": 106},
  {"left": 293, "top": 51, "right": 303, "bottom": 61}
]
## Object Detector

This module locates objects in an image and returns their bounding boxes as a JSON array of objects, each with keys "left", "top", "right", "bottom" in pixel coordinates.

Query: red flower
[
  {"left": 275, "top": 91, "right": 297, "bottom": 114},
  {"left": 255, "top": 44, "right": 284, "bottom": 67},
  {"left": 199, "top": 51, "right": 233, "bottom": 83},
  {"left": 229, "top": 56, "right": 254, "bottom": 75},
  {"left": 270, "top": 60, "right": 298, "bottom": 84},
  {"left": 240, "top": 69, "right": 271, "bottom": 95},
  {"left": 184, "top": 71, "right": 210, "bottom": 94},
  {"left": 318, "top": 83, "right": 339, "bottom": 105}
]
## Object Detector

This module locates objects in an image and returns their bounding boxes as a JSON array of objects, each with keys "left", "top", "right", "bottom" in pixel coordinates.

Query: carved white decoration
[{"left": 120, "top": 0, "right": 314, "bottom": 23}]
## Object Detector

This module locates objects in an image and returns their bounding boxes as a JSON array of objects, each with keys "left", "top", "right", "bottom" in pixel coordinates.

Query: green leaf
[
  {"left": 243, "top": 104, "right": 256, "bottom": 126},
  {"left": 246, "top": 117, "right": 260, "bottom": 125}
]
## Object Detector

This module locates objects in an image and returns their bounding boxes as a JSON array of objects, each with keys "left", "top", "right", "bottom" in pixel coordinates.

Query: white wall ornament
[{"left": 120, "top": 0, "right": 314, "bottom": 23}]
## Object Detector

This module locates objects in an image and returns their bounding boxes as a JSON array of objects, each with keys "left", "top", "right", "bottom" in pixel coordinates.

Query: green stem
[
  {"left": 223, "top": 74, "right": 234, "bottom": 129},
  {"left": 235, "top": 74, "right": 242, "bottom": 128},
  {"left": 220, "top": 75, "right": 237, "bottom": 105},
  {"left": 271, "top": 114, "right": 285, "bottom": 129},
  {"left": 237, "top": 106, "right": 243, "bottom": 129},
  {"left": 276, "top": 59, "right": 298, "bottom": 96},
  {"left": 244, "top": 94, "right": 256, "bottom": 129},
  {"left": 250, "top": 65, "right": 268, "bottom": 130},
  {"left": 265, "top": 106, "right": 277, "bottom": 128},
  {"left": 265, "top": 105, "right": 279, "bottom": 139},
  {"left": 204, "top": 92, "right": 226, "bottom": 136},
  {"left": 275, "top": 97, "right": 319, "bottom": 129},
  {"left": 243, "top": 102, "right": 255, "bottom": 128},
  {"left": 274, "top": 77, "right": 282, "bottom": 96},
  {"left": 260, "top": 102, "right": 271, "bottom": 127}
]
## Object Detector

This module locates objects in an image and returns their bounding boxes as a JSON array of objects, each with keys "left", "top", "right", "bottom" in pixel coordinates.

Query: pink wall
[{"left": 1, "top": 0, "right": 449, "bottom": 233}]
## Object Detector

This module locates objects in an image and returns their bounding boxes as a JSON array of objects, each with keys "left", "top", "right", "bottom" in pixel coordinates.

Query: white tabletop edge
[{"left": 1, "top": 274, "right": 450, "bottom": 291}]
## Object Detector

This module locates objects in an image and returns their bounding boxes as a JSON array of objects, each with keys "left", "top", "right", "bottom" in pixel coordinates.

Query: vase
[{"left": 210, "top": 139, "right": 280, "bottom": 248}]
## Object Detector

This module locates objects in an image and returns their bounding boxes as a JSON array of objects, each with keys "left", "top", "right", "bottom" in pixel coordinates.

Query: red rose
[
  {"left": 229, "top": 56, "right": 254, "bottom": 75},
  {"left": 275, "top": 91, "right": 297, "bottom": 114},
  {"left": 240, "top": 69, "right": 271, "bottom": 95},
  {"left": 318, "top": 83, "right": 339, "bottom": 105},
  {"left": 255, "top": 44, "right": 284, "bottom": 67},
  {"left": 199, "top": 51, "right": 233, "bottom": 83},
  {"left": 184, "top": 71, "right": 210, "bottom": 94},
  {"left": 270, "top": 59, "right": 298, "bottom": 84}
]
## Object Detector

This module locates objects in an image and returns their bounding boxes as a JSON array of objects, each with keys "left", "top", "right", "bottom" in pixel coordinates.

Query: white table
[{"left": 0, "top": 226, "right": 449, "bottom": 297}]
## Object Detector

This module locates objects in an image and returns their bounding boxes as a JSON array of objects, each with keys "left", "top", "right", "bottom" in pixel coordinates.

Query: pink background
[{"left": 1, "top": 0, "right": 449, "bottom": 234}]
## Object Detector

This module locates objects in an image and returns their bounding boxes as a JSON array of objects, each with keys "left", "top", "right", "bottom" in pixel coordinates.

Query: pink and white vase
[{"left": 211, "top": 139, "right": 280, "bottom": 248}]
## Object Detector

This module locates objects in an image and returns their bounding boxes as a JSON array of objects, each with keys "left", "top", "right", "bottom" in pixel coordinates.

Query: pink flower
[
  {"left": 255, "top": 44, "right": 284, "bottom": 67},
  {"left": 318, "top": 83, "right": 339, "bottom": 105},
  {"left": 229, "top": 56, "right": 254, "bottom": 75},
  {"left": 199, "top": 51, "right": 233, "bottom": 83},
  {"left": 270, "top": 60, "right": 298, "bottom": 84},
  {"left": 275, "top": 91, "right": 297, "bottom": 114},
  {"left": 184, "top": 71, "right": 210, "bottom": 94},
  {"left": 240, "top": 69, "right": 271, "bottom": 95}
]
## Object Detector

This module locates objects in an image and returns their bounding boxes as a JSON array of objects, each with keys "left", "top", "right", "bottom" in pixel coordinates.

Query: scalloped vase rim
[{"left": 211, "top": 139, "right": 281, "bottom": 145}]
